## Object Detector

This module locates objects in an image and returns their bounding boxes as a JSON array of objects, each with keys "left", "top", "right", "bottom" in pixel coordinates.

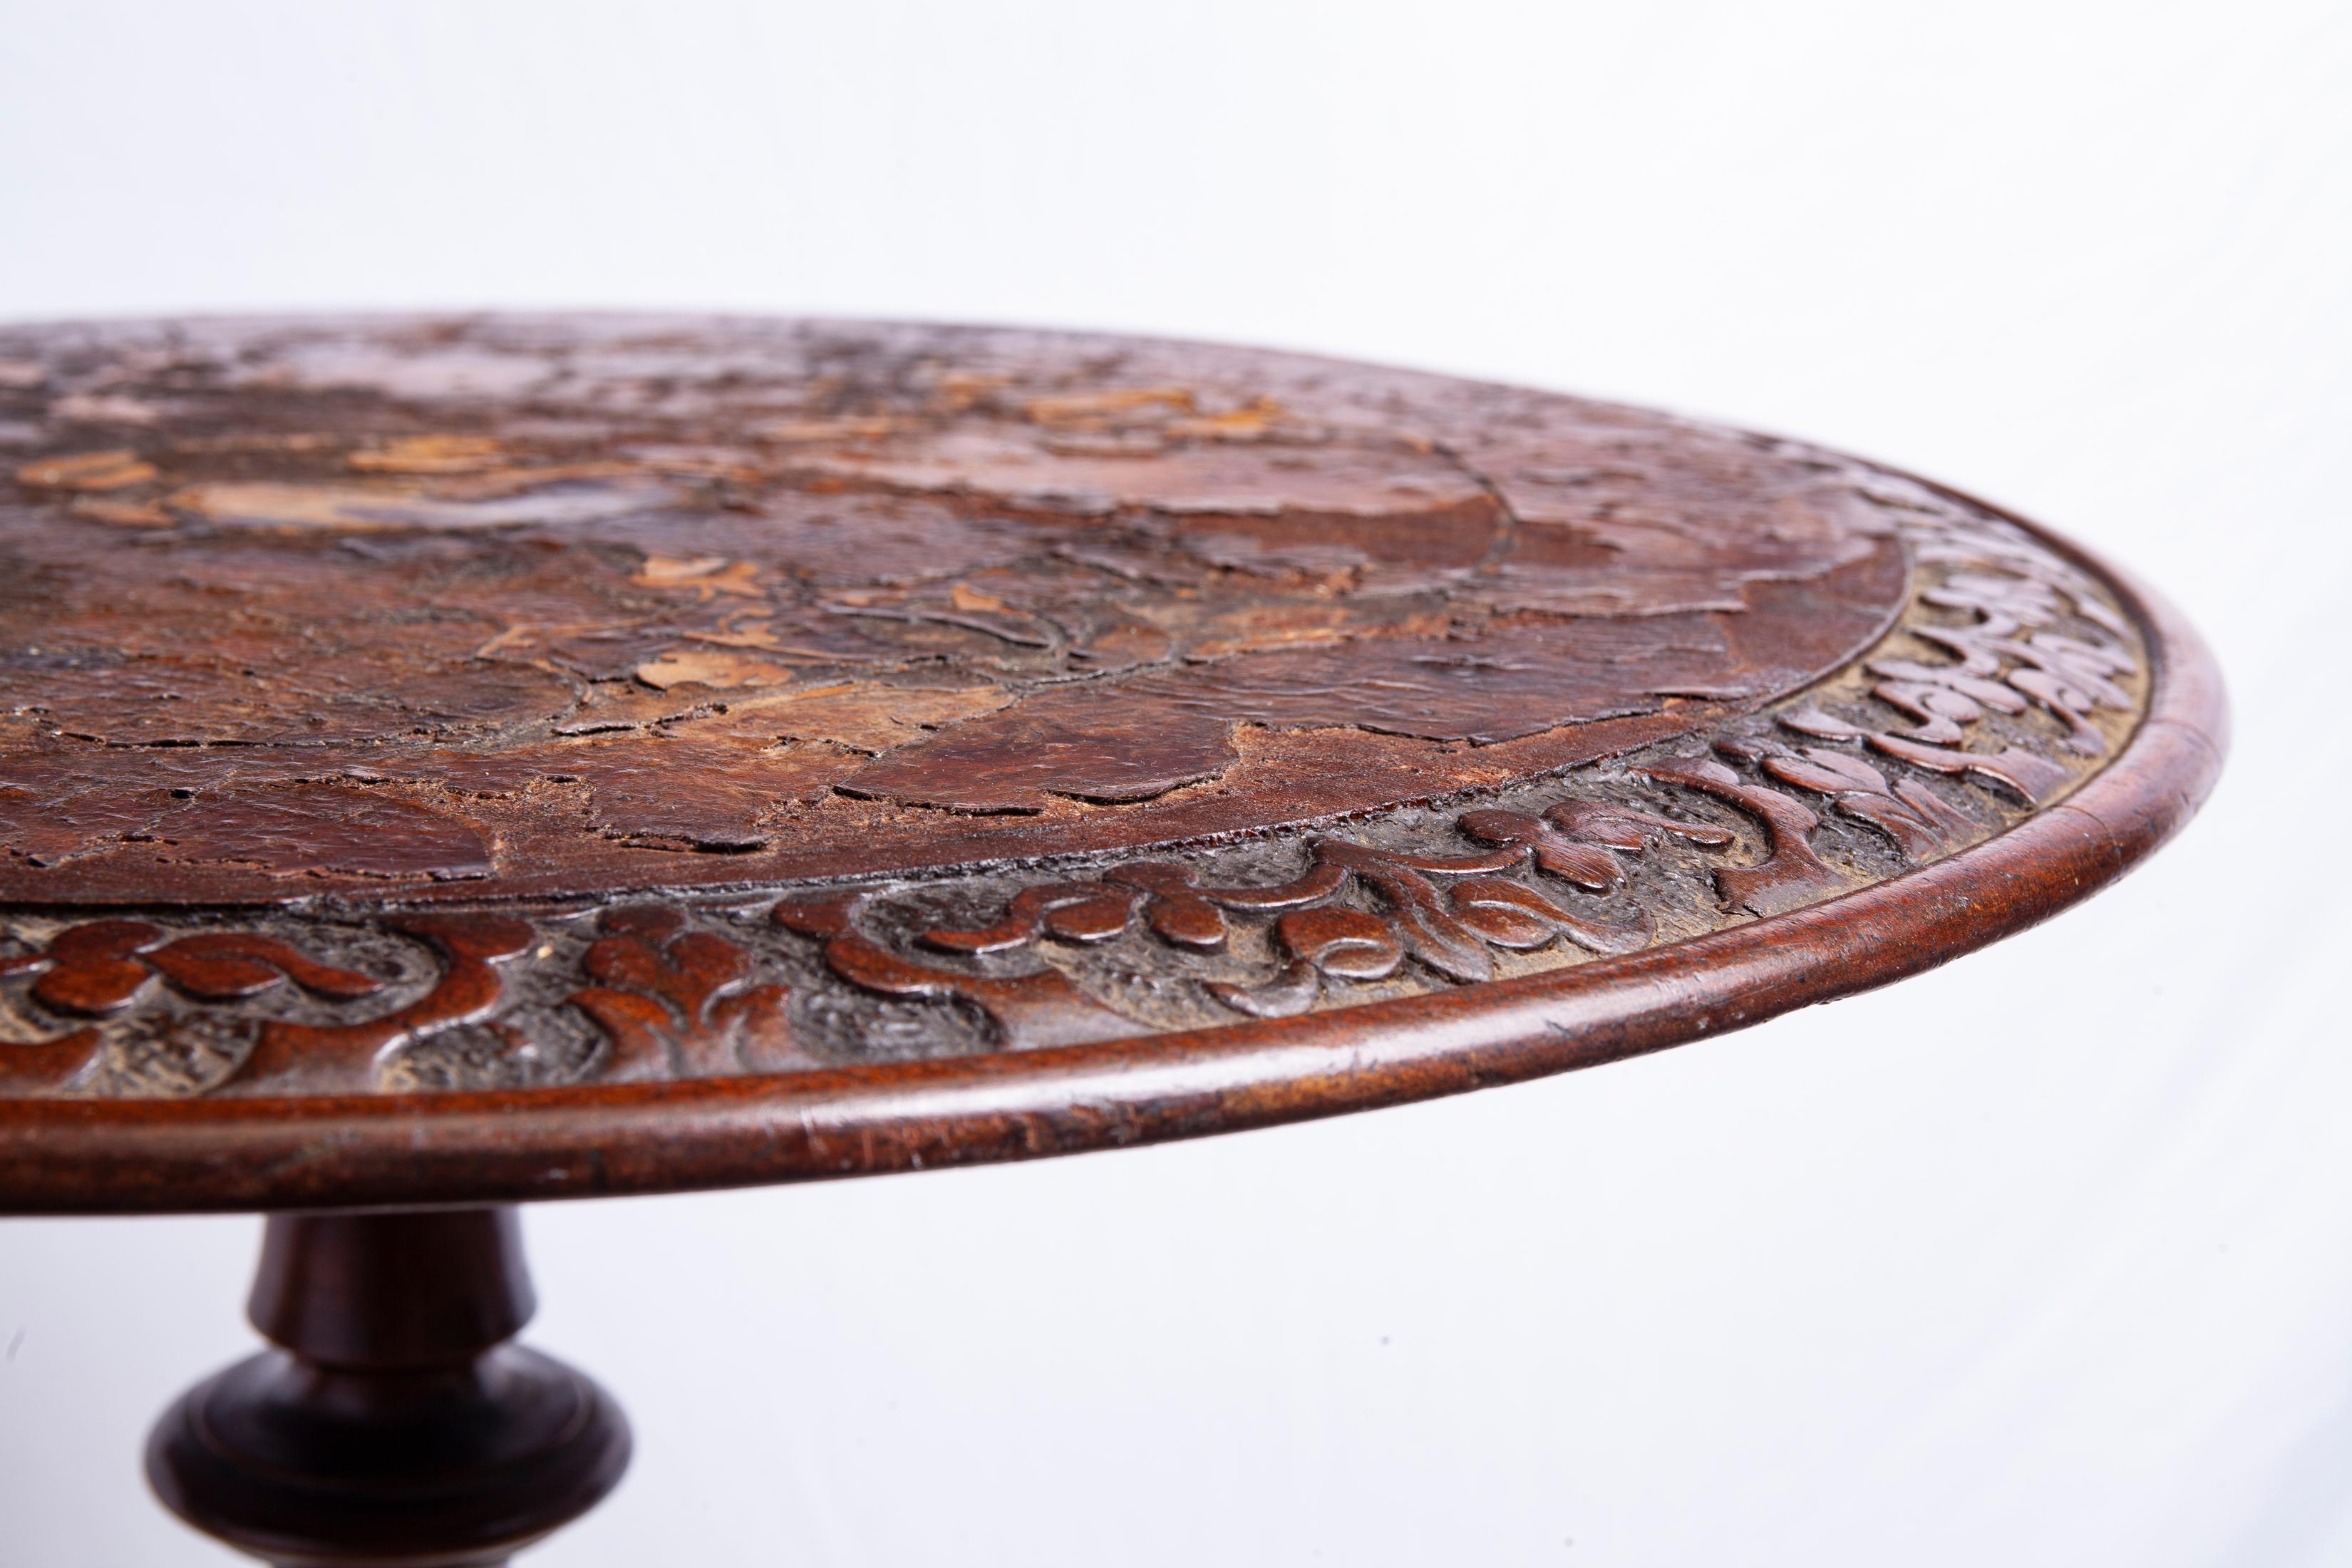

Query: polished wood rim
[{"left": 0, "top": 470, "right": 2224, "bottom": 1214}]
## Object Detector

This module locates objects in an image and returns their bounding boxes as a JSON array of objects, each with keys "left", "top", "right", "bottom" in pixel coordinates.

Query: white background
[{"left": 2, "top": 3, "right": 2348, "bottom": 1564}]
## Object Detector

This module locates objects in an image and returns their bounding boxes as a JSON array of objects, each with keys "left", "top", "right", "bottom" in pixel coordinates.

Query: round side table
[{"left": 0, "top": 316, "right": 2223, "bottom": 1566}]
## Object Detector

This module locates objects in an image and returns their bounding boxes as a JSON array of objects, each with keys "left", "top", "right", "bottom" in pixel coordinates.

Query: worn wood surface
[{"left": 0, "top": 316, "right": 2224, "bottom": 1213}]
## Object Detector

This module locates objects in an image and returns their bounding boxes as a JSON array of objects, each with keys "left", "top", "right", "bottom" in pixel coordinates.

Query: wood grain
[{"left": 0, "top": 316, "right": 2223, "bottom": 1214}]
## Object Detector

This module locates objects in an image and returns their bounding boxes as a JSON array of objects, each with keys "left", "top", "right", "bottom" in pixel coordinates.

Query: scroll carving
[
  {"left": 1720, "top": 738, "right": 1976, "bottom": 860},
  {"left": 0, "top": 921, "right": 383, "bottom": 1093},
  {"left": 0, "top": 469, "right": 2148, "bottom": 1098},
  {"left": 569, "top": 907, "right": 799, "bottom": 1080},
  {"left": 0, "top": 920, "right": 381, "bottom": 1018},
  {"left": 1778, "top": 518, "right": 2140, "bottom": 805},
  {"left": 859, "top": 808, "right": 1696, "bottom": 1026},
  {"left": 1631, "top": 756, "right": 1850, "bottom": 917},
  {"left": 773, "top": 896, "right": 1137, "bottom": 1050},
  {"left": 237, "top": 914, "right": 538, "bottom": 1091},
  {"left": 0, "top": 1027, "right": 99, "bottom": 1095}
]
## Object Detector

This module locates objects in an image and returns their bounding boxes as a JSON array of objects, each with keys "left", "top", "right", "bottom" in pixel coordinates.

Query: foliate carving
[
  {"left": 0, "top": 323, "right": 2149, "bottom": 1102},
  {"left": 1458, "top": 803, "right": 1733, "bottom": 893},
  {"left": 0, "top": 486, "right": 2147, "bottom": 1098},
  {"left": 569, "top": 907, "right": 802, "bottom": 1080},
  {"left": 923, "top": 882, "right": 1147, "bottom": 955},
  {"left": 0, "top": 921, "right": 386, "bottom": 1093},
  {"left": 1728, "top": 738, "right": 1975, "bottom": 861},
  {"left": 1776, "top": 510, "right": 2142, "bottom": 805},
  {"left": 773, "top": 896, "right": 1136, "bottom": 1051},
  {"left": 1629, "top": 756, "right": 1849, "bottom": 917},
  {"left": 0, "top": 1027, "right": 100, "bottom": 1095},
  {"left": 235, "top": 915, "right": 540, "bottom": 1092},
  {"left": 0, "top": 920, "right": 381, "bottom": 1018},
  {"left": 869, "top": 805, "right": 1711, "bottom": 1025}
]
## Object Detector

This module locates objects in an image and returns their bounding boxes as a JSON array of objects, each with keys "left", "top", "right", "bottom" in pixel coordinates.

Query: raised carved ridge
[{"left": 0, "top": 486, "right": 2147, "bottom": 1100}]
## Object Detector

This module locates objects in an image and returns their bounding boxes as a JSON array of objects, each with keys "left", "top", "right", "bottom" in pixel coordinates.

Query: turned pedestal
[
  {"left": 146, "top": 1210, "right": 629, "bottom": 1567},
  {"left": 0, "top": 313, "right": 2224, "bottom": 1559}
]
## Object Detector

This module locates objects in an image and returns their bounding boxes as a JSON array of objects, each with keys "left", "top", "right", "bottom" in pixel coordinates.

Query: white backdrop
[{"left": 2, "top": 4, "right": 2348, "bottom": 1564}]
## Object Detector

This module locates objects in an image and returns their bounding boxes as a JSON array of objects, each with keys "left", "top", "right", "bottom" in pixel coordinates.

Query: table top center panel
[
  {"left": 0, "top": 316, "right": 2219, "bottom": 1213},
  {"left": 3, "top": 316, "right": 1906, "bottom": 902}
]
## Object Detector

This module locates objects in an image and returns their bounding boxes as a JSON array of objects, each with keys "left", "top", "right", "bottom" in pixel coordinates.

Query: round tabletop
[{"left": 0, "top": 315, "right": 2223, "bottom": 1214}]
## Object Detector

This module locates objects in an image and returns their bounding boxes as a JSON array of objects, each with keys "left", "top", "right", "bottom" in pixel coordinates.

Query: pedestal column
[{"left": 147, "top": 1207, "right": 630, "bottom": 1567}]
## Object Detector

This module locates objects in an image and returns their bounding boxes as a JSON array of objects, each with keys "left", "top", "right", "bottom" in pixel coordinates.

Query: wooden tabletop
[{"left": 0, "top": 316, "right": 2224, "bottom": 1213}]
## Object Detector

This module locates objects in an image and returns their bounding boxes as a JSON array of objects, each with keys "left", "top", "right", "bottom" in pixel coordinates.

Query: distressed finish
[
  {"left": 0, "top": 316, "right": 2222, "bottom": 1568},
  {"left": 1, "top": 316, "right": 1915, "bottom": 901},
  {"left": 0, "top": 316, "right": 2222, "bottom": 1212}
]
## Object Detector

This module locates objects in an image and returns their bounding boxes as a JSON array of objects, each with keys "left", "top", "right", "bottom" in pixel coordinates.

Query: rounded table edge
[{"left": 0, "top": 483, "right": 2228, "bottom": 1216}]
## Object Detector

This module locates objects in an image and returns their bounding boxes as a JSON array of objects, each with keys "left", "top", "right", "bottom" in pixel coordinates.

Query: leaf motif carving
[
  {"left": 0, "top": 458, "right": 2150, "bottom": 1096},
  {"left": 569, "top": 907, "right": 799, "bottom": 1080},
  {"left": 1633, "top": 755, "right": 1849, "bottom": 917},
  {"left": 1783, "top": 532, "right": 2140, "bottom": 800},
  {"left": 775, "top": 896, "right": 1135, "bottom": 1051},
  {"left": 235, "top": 914, "right": 538, "bottom": 1093},
  {"left": 1755, "top": 744, "right": 1976, "bottom": 860}
]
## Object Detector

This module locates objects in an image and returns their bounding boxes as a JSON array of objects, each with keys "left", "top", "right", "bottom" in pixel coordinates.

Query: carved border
[
  {"left": 0, "top": 468, "right": 2227, "bottom": 1214},
  {"left": 1, "top": 470, "right": 2152, "bottom": 1105}
]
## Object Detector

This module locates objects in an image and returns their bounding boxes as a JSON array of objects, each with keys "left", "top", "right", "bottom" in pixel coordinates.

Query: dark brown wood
[
  {"left": 0, "top": 317, "right": 1910, "bottom": 907},
  {"left": 0, "top": 314, "right": 2222, "bottom": 1567},
  {"left": 146, "top": 1207, "right": 629, "bottom": 1567},
  {"left": 0, "top": 314, "right": 2223, "bottom": 1212}
]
